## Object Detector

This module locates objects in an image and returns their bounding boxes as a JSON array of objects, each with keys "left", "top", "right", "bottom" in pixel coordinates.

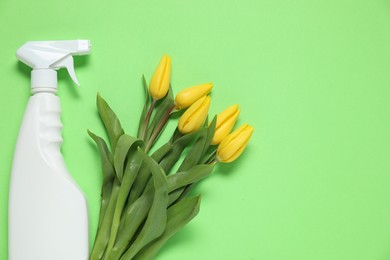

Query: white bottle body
[{"left": 9, "top": 92, "right": 89, "bottom": 260}]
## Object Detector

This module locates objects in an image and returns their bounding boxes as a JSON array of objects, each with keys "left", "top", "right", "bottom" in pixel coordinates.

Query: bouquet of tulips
[{"left": 89, "top": 55, "right": 254, "bottom": 260}]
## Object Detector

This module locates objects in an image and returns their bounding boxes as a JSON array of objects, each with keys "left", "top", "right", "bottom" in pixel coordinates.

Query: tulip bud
[
  {"left": 217, "top": 124, "right": 254, "bottom": 163},
  {"left": 175, "top": 83, "right": 213, "bottom": 109},
  {"left": 211, "top": 104, "right": 240, "bottom": 145},
  {"left": 178, "top": 96, "right": 211, "bottom": 134},
  {"left": 150, "top": 55, "right": 171, "bottom": 100}
]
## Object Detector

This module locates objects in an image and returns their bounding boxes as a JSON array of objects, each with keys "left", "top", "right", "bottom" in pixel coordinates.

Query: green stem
[
  {"left": 90, "top": 179, "right": 121, "bottom": 260},
  {"left": 106, "top": 193, "right": 153, "bottom": 260},
  {"left": 205, "top": 149, "right": 217, "bottom": 164},
  {"left": 141, "top": 99, "right": 156, "bottom": 141},
  {"left": 145, "top": 105, "right": 175, "bottom": 152},
  {"left": 210, "top": 158, "right": 219, "bottom": 164},
  {"left": 105, "top": 152, "right": 143, "bottom": 254}
]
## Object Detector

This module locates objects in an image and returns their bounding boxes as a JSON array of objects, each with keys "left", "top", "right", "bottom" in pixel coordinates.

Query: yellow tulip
[
  {"left": 211, "top": 104, "right": 240, "bottom": 145},
  {"left": 175, "top": 83, "right": 213, "bottom": 109},
  {"left": 178, "top": 95, "right": 211, "bottom": 134},
  {"left": 217, "top": 124, "right": 254, "bottom": 163},
  {"left": 149, "top": 55, "right": 171, "bottom": 100}
]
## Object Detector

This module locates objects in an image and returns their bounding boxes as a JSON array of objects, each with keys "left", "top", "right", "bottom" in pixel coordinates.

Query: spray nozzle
[{"left": 17, "top": 40, "right": 91, "bottom": 92}]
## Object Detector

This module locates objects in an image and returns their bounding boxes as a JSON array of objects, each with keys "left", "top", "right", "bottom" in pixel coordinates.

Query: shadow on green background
[{"left": 1, "top": 0, "right": 390, "bottom": 259}]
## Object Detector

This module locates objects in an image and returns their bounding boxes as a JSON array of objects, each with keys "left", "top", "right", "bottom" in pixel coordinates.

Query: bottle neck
[
  {"left": 31, "top": 88, "right": 57, "bottom": 95},
  {"left": 31, "top": 69, "right": 58, "bottom": 95}
]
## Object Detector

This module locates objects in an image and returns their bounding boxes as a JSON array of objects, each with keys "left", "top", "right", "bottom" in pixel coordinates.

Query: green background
[{"left": 1, "top": 0, "right": 390, "bottom": 259}]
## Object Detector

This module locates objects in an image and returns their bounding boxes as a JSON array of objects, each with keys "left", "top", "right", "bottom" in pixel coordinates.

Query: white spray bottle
[{"left": 9, "top": 40, "right": 91, "bottom": 260}]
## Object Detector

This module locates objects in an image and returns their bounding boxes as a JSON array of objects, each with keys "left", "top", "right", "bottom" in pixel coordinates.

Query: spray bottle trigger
[{"left": 52, "top": 56, "right": 80, "bottom": 87}]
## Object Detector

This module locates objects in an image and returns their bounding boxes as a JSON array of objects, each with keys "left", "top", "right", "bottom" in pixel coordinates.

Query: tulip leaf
[
  {"left": 90, "top": 178, "right": 121, "bottom": 260},
  {"left": 167, "top": 119, "right": 217, "bottom": 206},
  {"left": 167, "top": 163, "right": 214, "bottom": 205},
  {"left": 133, "top": 196, "right": 201, "bottom": 260},
  {"left": 168, "top": 187, "right": 186, "bottom": 206},
  {"left": 169, "top": 127, "right": 183, "bottom": 144},
  {"left": 112, "top": 164, "right": 213, "bottom": 259},
  {"left": 103, "top": 161, "right": 214, "bottom": 259},
  {"left": 202, "top": 116, "right": 217, "bottom": 156},
  {"left": 112, "top": 143, "right": 173, "bottom": 259},
  {"left": 144, "top": 161, "right": 214, "bottom": 205},
  {"left": 107, "top": 136, "right": 144, "bottom": 252},
  {"left": 113, "top": 134, "right": 144, "bottom": 182},
  {"left": 178, "top": 116, "right": 216, "bottom": 172},
  {"left": 167, "top": 164, "right": 215, "bottom": 192},
  {"left": 128, "top": 143, "right": 173, "bottom": 204},
  {"left": 120, "top": 148, "right": 169, "bottom": 260},
  {"left": 87, "top": 130, "right": 114, "bottom": 227},
  {"left": 107, "top": 191, "right": 153, "bottom": 260},
  {"left": 159, "top": 129, "right": 204, "bottom": 175},
  {"left": 151, "top": 142, "right": 173, "bottom": 163},
  {"left": 137, "top": 129, "right": 201, "bottom": 202},
  {"left": 145, "top": 86, "right": 174, "bottom": 142},
  {"left": 172, "top": 128, "right": 202, "bottom": 148},
  {"left": 97, "top": 93, "right": 124, "bottom": 153},
  {"left": 137, "top": 75, "right": 151, "bottom": 139},
  {"left": 88, "top": 131, "right": 120, "bottom": 259}
]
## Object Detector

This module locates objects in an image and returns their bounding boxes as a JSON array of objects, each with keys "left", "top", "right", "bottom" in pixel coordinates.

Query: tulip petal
[
  {"left": 178, "top": 96, "right": 211, "bottom": 134},
  {"left": 150, "top": 55, "right": 171, "bottom": 100},
  {"left": 217, "top": 124, "right": 254, "bottom": 163},
  {"left": 175, "top": 83, "right": 213, "bottom": 109},
  {"left": 211, "top": 104, "right": 240, "bottom": 145}
]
